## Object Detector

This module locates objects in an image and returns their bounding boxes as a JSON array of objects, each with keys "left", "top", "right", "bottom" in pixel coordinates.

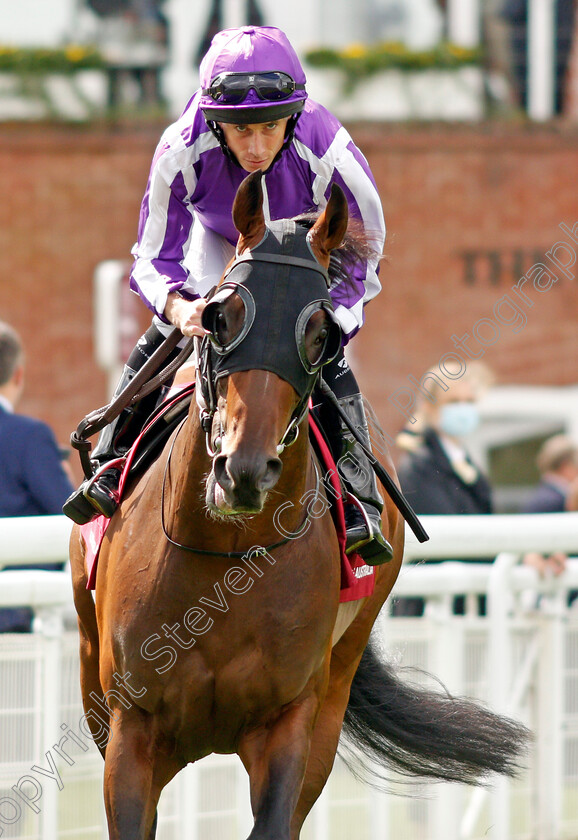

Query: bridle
[
  {"left": 196, "top": 221, "right": 341, "bottom": 460},
  {"left": 159, "top": 223, "right": 341, "bottom": 556},
  {"left": 160, "top": 415, "right": 324, "bottom": 557}
]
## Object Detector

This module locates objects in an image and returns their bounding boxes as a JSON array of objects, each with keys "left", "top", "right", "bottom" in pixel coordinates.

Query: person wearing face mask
[
  {"left": 391, "top": 361, "right": 494, "bottom": 616},
  {"left": 395, "top": 361, "right": 494, "bottom": 517}
]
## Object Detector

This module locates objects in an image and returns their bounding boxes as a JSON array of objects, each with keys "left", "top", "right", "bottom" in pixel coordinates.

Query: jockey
[{"left": 63, "top": 25, "right": 392, "bottom": 565}]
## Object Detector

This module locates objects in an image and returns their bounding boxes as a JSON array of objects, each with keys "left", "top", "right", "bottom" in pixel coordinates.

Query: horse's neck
[{"left": 163, "top": 405, "right": 213, "bottom": 534}]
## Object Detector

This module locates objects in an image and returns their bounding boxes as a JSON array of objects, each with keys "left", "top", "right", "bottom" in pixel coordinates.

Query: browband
[{"left": 224, "top": 251, "right": 330, "bottom": 286}]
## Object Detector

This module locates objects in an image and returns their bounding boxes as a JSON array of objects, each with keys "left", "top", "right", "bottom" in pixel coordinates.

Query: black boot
[
  {"left": 63, "top": 326, "right": 177, "bottom": 525},
  {"left": 336, "top": 394, "right": 394, "bottom": 565},
  {"left": 62, "top": 366, "right": 140, "bottom": 524}
]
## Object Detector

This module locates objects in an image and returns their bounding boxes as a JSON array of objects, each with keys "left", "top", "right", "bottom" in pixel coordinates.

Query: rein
[
  {"left": 160, "top": 418, "right": 323, "bottom": 557},
  {"left": 71, "top": 332, "right": 196, "bottom": 479}
]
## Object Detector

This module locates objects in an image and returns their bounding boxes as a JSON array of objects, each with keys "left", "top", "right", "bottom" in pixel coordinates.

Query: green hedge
[
  {"left": 305, "top": 41, "right": 482, "bottom": 84},
  {"left": 0, "top": 45, "right": 105, "bottom": 74}
]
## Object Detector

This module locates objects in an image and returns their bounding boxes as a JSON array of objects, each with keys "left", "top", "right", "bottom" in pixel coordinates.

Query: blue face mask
[{"left": 439, "top": 402, "right": 480, "bottom": 439}]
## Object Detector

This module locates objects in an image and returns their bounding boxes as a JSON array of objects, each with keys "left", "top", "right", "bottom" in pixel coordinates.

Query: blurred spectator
[
  {"left": 501, "top": 0, "right": 576, "bottom": 114},
  {"left": 87, "top": 0, "right": 168, "bottom": 109},
  {"left": 0, "top": 321, "right": 74, "bottom": 632},
  {"left": 521, "top": 434, "right": 578, "bottom": 583},
  {"left": 523, "top": 433, "right": 578, "bottom": 513},
  {"left": 393, "top": 361, "right": 494, "bottom": 616},
  {"left": 396, "top": 361, "right": 494, "bottom": 517},
  {"left": 0, "top": 322, "right": 73, "bottom": 517}
]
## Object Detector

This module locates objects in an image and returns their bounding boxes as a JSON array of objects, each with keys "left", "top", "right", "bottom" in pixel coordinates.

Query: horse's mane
[{"left": 294, "top": 212, "right": 382, "bottom": 290}]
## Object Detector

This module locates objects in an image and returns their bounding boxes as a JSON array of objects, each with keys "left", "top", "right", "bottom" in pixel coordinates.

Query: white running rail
[{"left": 2, "top": 513, "right": 578, "bottom": 839}]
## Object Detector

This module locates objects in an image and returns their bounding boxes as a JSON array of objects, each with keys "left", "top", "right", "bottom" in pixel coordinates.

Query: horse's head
[{"left": 199, "top": 170, "right": 347, "bottom": 517}]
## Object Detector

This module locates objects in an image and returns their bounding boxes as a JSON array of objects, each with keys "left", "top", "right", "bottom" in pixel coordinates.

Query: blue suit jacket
[
  {"left": 522, "top": 480, "right": 567, "bottom": 514},
  {"left": 0, "top": 405, "right": 75, "bottom": 631},
  {"left": 0, "top": 405, "right": 74, "bottom": 517}
]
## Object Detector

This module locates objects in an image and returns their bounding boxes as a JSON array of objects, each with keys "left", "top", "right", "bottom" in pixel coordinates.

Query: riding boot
[
  {"left": 336, "top": 393, "right": 394, "bottom": 565},
  {"left": 63, "top": 325, "right": 177, "bottom": 525}
]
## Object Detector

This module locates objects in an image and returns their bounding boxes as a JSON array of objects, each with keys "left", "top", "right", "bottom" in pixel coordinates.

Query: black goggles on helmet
[{"left": 202, "top": 71, "right": 305, "bottom": 105}]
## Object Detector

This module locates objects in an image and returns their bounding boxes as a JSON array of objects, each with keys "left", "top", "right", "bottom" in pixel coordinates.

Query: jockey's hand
[{"left": 164, "top": 294, "right": 208, "bottom": 338}]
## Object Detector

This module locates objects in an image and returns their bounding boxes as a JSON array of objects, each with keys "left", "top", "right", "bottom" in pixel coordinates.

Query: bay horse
[{"left": 69, "top": 170, "right": 528, "bottom": 840}]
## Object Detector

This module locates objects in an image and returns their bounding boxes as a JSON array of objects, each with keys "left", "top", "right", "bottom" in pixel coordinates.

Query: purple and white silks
[{"left": 130, "top": 96, "right": 385, "bottom": 341}]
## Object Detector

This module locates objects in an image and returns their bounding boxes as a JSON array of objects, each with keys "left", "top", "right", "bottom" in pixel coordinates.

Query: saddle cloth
[{"left": 81, "top": 385, "right": 375, "bottom": 602}]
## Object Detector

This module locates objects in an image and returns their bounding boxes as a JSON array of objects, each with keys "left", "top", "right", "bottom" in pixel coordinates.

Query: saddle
[{"left": 80, "top": 383, "right": 374, "bottom": 601}]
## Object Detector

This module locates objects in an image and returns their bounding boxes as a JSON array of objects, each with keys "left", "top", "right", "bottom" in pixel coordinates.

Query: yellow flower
[
  {"left": 64, "top": 45, "right": 87, "bottom": 63},
  {"left": 341, "top": 43, "right": 367, "bottom": 59}
]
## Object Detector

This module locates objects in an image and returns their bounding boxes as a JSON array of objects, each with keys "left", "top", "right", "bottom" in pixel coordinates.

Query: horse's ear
[
  {"left": 232, "top": 170, "right": 266, "bottom": 245},
  {"left": 308, "top": 184, "right": 349, "bottom": 262}
]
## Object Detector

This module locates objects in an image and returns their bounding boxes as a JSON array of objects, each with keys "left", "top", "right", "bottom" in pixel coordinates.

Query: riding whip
[{"left": 318, "top": 378, "right": 429, "bottom": 543}]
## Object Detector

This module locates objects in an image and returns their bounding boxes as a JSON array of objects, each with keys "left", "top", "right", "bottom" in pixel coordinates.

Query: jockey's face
[{"left": 219, "top": 119, "right": 289, "bottom": 173}]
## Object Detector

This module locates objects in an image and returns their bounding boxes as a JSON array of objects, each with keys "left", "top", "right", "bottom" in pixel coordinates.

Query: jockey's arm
[{"left": 163, "top": 293, "right": 208, "bottom": 338}]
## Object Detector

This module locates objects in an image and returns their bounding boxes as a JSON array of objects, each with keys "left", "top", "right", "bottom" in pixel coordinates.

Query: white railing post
[
  {"left": 223, "top": 0, "right": 246, "bottom": 30},
  {"left": 528, "top": 0, "right": 556, "bottom": 119},
  {"left": 534, "top": 596, "right": 565, "bottom": 838},
  {"left": 34, "top": 607, "right": 64, "bottom": 840},
  {"left": 311, "top": 772, "right": 331, "bottom": 840},
  {"left": 487, "top": 552, "right": 518, "bottom": 840},
  {"left": 447, "top": 0, "right": 480, "bottom": 47},
  {"left": 369, "top": 782, "right": 389, "bottom": 840},
  {"left": 177, "top": 763, "right": 198, "bottom": 840},
  {"left": 429, "top": 592, "right": 465, "bottom": 840},
  {"left": 161, "top": 0, "right": 209, "bottom": 116},
  {"left": 237, "top": 757, "right": 253, "bottom": 837}
]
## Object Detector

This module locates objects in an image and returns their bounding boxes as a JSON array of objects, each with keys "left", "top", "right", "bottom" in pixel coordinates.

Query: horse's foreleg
[
  {"left": 290, "top": 653, "right": 363, "bottom": 840},
  {"left": 77, "top": 621, "right": 109, "bottom": 761},
  {"left": 146, "top": 811, "right": 158, "bottom": 840},
  {"left": 238, "top": 689, "right": 324, "bottom": 840},
  {"left": 290, "top": 563, "right": 401, "bottom": 839},
  {"left": 103, "top": 709, "right": 180, "bottom": 840},
  {"left": 69, "top": 531, "right": 109, "bottom": 760}
]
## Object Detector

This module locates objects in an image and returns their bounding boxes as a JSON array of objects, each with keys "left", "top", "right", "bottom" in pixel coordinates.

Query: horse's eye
[
  {"left": 298, "top": 305, "right": 340, "bottom": 372},
  {"left": 207, "top": 292, "right": 248, "bottom": 351},
  {"left": 215, "top": 310, "right": 228, "bottom": 343},
  {"left": 315, "top": 327, "right": 329, "bottom": 345},
  {"left": 304, "top": 312, "right": 330, "bottom": 367}
]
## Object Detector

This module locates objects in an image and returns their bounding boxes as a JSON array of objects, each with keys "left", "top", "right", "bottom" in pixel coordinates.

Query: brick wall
[
  {"left": 0, "top": 122, "right": 576, "bottom": 479},
  {"left": 348, "top": 125, "right": 578, "bottom": 438},
  {"left": 348, "top": 124, "right": 578, "bottom": 439}
]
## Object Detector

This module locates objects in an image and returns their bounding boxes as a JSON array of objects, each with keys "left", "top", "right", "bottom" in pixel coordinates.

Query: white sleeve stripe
[
  {"left": 334, "top": 300, "right": 365, "bottom": 333},
  {"left": 294, "top": 131, "right": 384, "bottom": 302},
  {"left": 293, "top": 139, "right": 331, "bottom": 205},
  {"left": 261, "top": 176, "right": 271, "bottom": 221},
  {"left": 137, "top": 131, "right": 217, "bottom": 263},
  {"left": 138, "top": 166, "right": 170, "bottom": 261},
  {"left": 131, "top": 259, "right": 170, "bottom": 316}
]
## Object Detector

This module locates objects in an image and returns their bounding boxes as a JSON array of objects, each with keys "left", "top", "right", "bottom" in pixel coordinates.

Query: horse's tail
[{"left": 341, "top": 639, "right": 529, "bottom": 786}]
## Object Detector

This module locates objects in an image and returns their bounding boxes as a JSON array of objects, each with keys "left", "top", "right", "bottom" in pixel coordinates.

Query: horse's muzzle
[{"left": 208, "top": 451, "right": 283, "bottom": 515}]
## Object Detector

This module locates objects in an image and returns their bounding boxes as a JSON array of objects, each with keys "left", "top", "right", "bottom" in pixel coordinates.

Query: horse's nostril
[
  {"left": 214, "top": 454, "right": 233, "bottom": 490},
  {"left": 214, "top": 453, "right": 282, "bottom": 496},
  {"left": 261, "top": 457, "right": 283, "bottom": 491}
]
